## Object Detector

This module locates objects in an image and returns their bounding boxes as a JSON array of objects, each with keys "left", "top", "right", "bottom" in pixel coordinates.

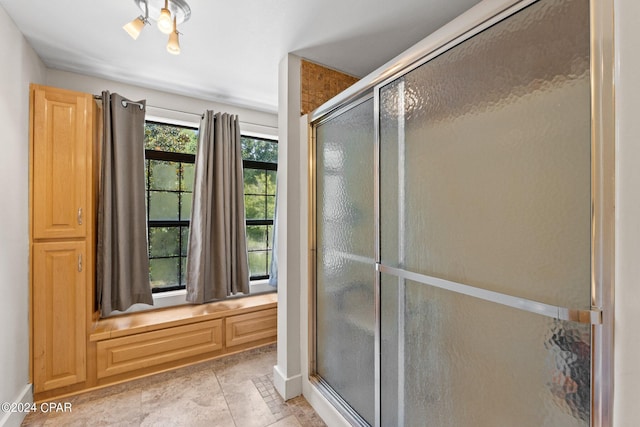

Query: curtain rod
[{"left": 93, "top": 94, "right": 275, "bottom": 129}]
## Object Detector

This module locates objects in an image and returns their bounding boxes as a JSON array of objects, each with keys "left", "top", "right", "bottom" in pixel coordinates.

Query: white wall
[
  {"left": 0, "top": 5, "right": 46, "bottom": 427},
  {"left": 614, "top": 0, "right": 640, "bottom": 425},
  {"left": 273, "top": 53, "right": 303, "bottom": 399},
  {"left": 273, "top": 53, "right": 350, "bottom": 426},
  {"left": 46, "top": 69, "right": 277, "bottom": 135}
]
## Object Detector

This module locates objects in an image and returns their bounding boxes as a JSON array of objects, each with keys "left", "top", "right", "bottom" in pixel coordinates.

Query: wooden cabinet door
[
  {"left": 32, "top": 86, "right": 92, "bottom": 240},
  {"left": 32, "top": 241, "right": 87, "bottom": 392}
]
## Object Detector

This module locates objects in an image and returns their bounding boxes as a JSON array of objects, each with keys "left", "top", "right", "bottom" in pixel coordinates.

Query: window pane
[
  {"left": 247, "top": 225, "right": 267, "bottom": 250},
  {"left": 244, "top": 169, "right": 265, "bottom": 195},
  {"left": 248, "top": 251, "right": 268, "bottom": 277},
  {"left": 149, "top": 227, "right": 180, "bottom": 257},
  {"left": 180, "top": 257, "right": 187, "bottom": 285},
  {"left": 182, "top": 163, "right": 195, "bottom": 192},
  {"left": 149, "top": 258, "right": 179, "bottom": 289},
  {"left": 245, "top": 195, "right": 266, "bottom": 220},
  {"left": 267, "top": 225, "right": 273, "bottom": 248},
  {"left": 145, "top": 159, "right": 150, "bottom": 187},
  {"left": 241, "top": 137, "right": 278, "bottom": 163},
  {"left": 149, "top": 191, "right": 180, "bottom": 220},
  {"left": 145, "top": 122, "right": 198, "bottom": 154},
  {"left": 181, "top": 192, "right": 192, "bottom": 220},
  {"left": 266, "top": 195, "right": 276, "bottom": 219},
  {"left": 150, "top": 160, "right": 179, "bottom": 191},
  {"left": 266, "top": 170, "right": 277, "bottom": 195},
  {"left": 181, "top": 226, "right": 189, "bottom": 256}
]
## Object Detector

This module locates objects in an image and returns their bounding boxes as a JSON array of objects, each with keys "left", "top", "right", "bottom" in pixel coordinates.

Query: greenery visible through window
[
  {"left": 145, "top": 122, "right": 197, "bottom": 292},
  {"left": 144, "top": 122, "right": 278, "bottom": 293},
  {"left": 242, "top": 137, "right": 278, "bottom": 279}
]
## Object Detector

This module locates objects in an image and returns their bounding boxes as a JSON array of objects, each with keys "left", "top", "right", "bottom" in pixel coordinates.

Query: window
[
  {"left": 242, "top": 136, "right": 278, "bottom": 280},
  {"left": 145, "top": 122, "right": 198, "bottom": 292},
  {"left": 144, "top": 122, "right": 278, "bottom": 292}
]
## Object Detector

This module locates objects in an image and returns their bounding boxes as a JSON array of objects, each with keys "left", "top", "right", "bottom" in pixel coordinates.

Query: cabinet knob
[
  {"left": 78, "top": 254, "right": 83, "bottom": 272},
  {"left": 77, "top": 208, "right": 83, "bottom": 225}
]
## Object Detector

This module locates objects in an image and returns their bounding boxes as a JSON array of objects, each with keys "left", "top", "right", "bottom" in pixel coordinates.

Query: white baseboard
[
  {"left": 0, "top": 384, "right": 33, "bottom": 427},
  {"left": 273, "top": 365, "right": 302, "bottom": 400}
]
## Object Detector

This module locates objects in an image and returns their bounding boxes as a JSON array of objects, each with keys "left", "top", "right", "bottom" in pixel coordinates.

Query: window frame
[
  {"left": 144, "top": 121, "right": 198, "bottom": 293},
  {"left": 242, "top": 141, "right": 278, "bottom": 281}
]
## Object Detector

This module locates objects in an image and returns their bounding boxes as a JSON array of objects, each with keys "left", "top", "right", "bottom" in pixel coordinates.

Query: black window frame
[
  {"left": 145, "top": 150, "right": 195, "bottom": 293},
  {"left": 242, "top": 142, "right": 278, "bottom": 281},
  {"left": 145, "top": 121, "right": 197, "bottom": 293}
]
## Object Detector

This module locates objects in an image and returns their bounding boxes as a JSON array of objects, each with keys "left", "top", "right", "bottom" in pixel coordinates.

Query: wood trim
[{"left": 29, "top": 84, "right": 35, "bottom": 385}]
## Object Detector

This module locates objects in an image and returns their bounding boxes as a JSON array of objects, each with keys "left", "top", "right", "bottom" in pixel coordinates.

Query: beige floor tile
[
  {"left": 214, "top": 350, "right": 277, "bottom": 387},
  {"left": 141, "top": 369, "right": 219, "bottom": 410},
  {"left": 140, "top": 397, "right": 235, "bottom": 427},
  {"left": 222, "top": 379, "right": 277, "bottom": 427},
  {"left": 43, "top": 387, "right": 142, "bottom": 426}
]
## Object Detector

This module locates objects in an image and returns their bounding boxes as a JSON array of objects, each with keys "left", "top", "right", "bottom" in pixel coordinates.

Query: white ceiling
[{"left": 1, "top": 0, "right": 481, "bottom": 113}]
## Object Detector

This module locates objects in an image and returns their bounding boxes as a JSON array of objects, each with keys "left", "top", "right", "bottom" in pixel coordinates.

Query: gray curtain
[
  {"left": 97, "top": 91, "right": 153, "bottom": 316},
  {"left": 186, "top": 111, "right": 250, "bottom": 303}
]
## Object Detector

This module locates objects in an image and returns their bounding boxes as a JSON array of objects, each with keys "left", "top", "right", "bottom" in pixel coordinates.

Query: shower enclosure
[{"left": 310, "top": 0, "right": 613, "bottom": 426}]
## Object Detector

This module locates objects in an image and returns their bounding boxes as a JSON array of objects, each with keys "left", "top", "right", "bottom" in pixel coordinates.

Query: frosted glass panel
[
  {"left": 380, "top": 0, "right": 591, "bottom": 309},
  {"left": 316, "top": 98, "right": 375, "bottom": 425},
  {"left": 381, "top": 274, "right": 590, "bottom": 427}
]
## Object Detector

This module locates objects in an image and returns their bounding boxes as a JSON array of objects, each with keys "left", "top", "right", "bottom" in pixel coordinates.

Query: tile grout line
[{"left": 214, "top": 368, "right": 239, "bottom": 427}]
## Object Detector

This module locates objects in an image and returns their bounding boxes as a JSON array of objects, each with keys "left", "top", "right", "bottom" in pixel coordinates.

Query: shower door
[
  {"left": 312, "top": 0, "right": 610, "bottom": 425},
  {"left": 379, "top": 0, "right": 594, "bottom": 425},
  {"left": 314, "top": 97, "right": 375, "bottom": 426}
]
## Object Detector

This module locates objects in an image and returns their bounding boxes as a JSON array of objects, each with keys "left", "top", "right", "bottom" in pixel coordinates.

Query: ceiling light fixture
[{"left": 123, "top": 0, "right": 191, "bottom": 54}]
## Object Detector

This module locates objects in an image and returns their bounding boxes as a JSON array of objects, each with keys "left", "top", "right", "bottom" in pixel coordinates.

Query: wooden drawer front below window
[
  {"left": 96, "top": 320, "right": 223, "bottom": 378},
  {"left": 226, "top": 308, "right": 277, "bottom": 348}
]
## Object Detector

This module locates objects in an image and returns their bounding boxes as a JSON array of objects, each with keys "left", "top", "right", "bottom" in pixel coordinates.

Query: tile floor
[{"left": 22, "top": 344, "right": 326, "bottom": 427}]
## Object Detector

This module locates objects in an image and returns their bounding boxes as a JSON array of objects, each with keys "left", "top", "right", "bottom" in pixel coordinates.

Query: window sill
[{"left": 108, "top": 280, "right": 276, "bottom": 315}]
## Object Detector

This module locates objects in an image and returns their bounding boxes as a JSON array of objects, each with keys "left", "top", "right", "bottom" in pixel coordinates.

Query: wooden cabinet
[
  {"left": 32, "top": 87, "right": 91, "bottom": 240},
  {"left": 226, "top": 308, "right": 277, "bottom": 348},
  {"left": 30, "top": 85, "right": 95, "bottom": 394},
  {"left": 32, "top": 242, "right": 87, "bottom": 392},
  {"left": 96, "top": 320, "right": 223, "bottom": 379}
]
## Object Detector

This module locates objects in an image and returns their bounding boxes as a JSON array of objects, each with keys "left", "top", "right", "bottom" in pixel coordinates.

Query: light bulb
[
  {"left": 123, "top": 16, "right": 146, "bottom": 40},
  {"left": 167, "top": 18, "right": 180, "bottom": 55},
  {"left": 167, "top": 32, "right": 180, "bottom": 55},
  {"left": 157, "top": 0, "right": 173, "bottom": 34}
]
